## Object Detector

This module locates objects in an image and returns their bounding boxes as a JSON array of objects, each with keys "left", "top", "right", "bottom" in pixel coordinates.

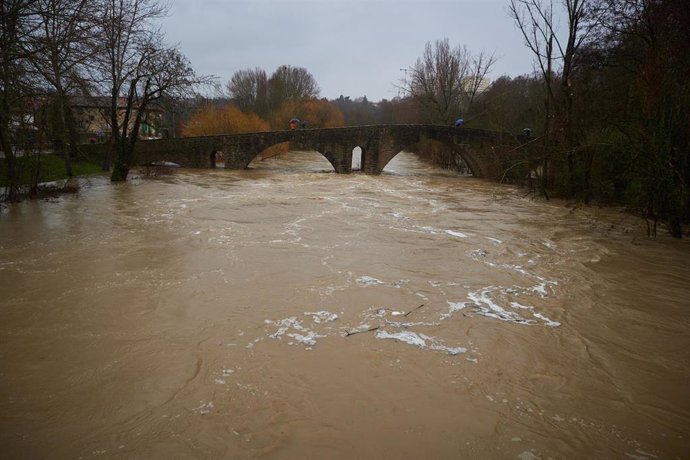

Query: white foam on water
[
  {"left": 448, "top": 301, "right": 468, "bottom": 312},
  {"left": 625, "top": 450, "right": 659, "bottom": 460},
  {"left": 446, "top": 286, "right": 561, "bottom": 327},
  {"left": 304, "top": 311, "right": 339, "bottom": 323},
  {"left": 510, "top": 301, "right": 531, "bottom": 310},
  {"left": 487, "top": 237, "right": 503, "bottom": 244},
  {"left": 287, "top": 331, "right": 324, "bottom": 346},
  {"left": 356, "top": 276, "right": 385, "bottom": 286},
  {"left": 467, "top": 288, "right": 533, "bottom": 325},
  {"left": 266, "top": 310, "right": 339, "bottom": 348},
  {"left": 268, "top": 317, "right": 306, "bottom": 340},
  {"left": 531, "top": 283, "right": 549, "bottom": 297},
  {"left": 430, "top": 343, "right": 467, "bottom": 355},
  {"left": 376, "top": 330, "right": 427, "bottom": 348},
  {"left": 375, "top": 330, "right": 467, "bottom": 356},
  {"left": 440, "top": 301, "right": 469, "bottom": 320},
  {"left": 344, "top": 324, "right": 374, "bottom": 335},
  {"left": 542, "top": 239, "right": 557, "bottom": 249},
  {"left": 445, "top": 230, "right": 468, "bottom": 238},
  {"left": 470, "top": 249, "right": 488, "bottom": 260},
  {"left": 193, "top": 401, "right": 214, "bottom": 415},
  {"left": 532, "top": 312, "right": 560, "bottom": 327},
  {"left": 457, "top": 247, "right": 563, "bottom": 325},
  {"left": 419, "top": 226, "right": 468, "bottom": 238}
]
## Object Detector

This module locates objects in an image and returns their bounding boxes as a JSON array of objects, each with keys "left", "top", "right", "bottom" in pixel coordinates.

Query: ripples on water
[{"left": 1, "top": 151, "right": 688, "bottom": 459}]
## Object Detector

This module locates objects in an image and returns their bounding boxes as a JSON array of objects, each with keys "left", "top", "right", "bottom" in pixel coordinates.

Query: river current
[{"left": 1, "top": 151, "right": 689, "bottom": 459}]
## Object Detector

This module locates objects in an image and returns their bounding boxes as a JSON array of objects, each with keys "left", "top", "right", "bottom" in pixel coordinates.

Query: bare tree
[
  {"left": 93, "top": 0, "right": 206, "bottom": 181},
  {"left": 268, "top": 65, "right": 320, "bottom": 111},
  {"left": 24, "top": 0, "right": 94, "bottom": 177},
  {"left": 463, "top": 50, "right": 497, "bottom": 111},
  {"left": 509, "top": 0, "right": 600, "bottom": 195},
  {"left": 226, "top": 67, "right": 269, "bottom": 117},
  {"left": 406, "top": 38, "right": 495, "bottom": 125},
  {"left": 0, "top": 0, "right": 41, "bottom": 199}
]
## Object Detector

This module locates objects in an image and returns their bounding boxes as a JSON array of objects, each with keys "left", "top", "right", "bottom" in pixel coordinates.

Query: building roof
[{"left": 69, "top": 95, "right": 163, "bottom": 112}]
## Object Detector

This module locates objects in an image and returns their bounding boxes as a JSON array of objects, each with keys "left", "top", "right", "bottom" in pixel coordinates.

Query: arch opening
[
  {"left": 351, "top": 146, "right": 362, "bottom": 171},
  {"left": 247, "top": 142, "right": 336, "bottom": 173},
  {"left": 410, "top": 139, "right": 476, "bottom": 176},
  {"left": 210, "top": 150, "right": 224, "bottom": 169},
  {"left": 380, "top": 150, "right": 421, "bottom": 175}
]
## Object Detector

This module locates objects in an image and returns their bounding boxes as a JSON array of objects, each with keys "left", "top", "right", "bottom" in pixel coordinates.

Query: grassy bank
[{"left": 0, "top": 154, "right": 104, "bottom": 187}]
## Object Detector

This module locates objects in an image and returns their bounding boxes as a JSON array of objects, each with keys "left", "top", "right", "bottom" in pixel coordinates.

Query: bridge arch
[
  {"left": 397, "top": 138, "right": 477, "bottom": 176},
  {"left": 223, "top": 132, "right": 349, "bottom": 173},
  {"left": 415, "top": 133, "right": 481, "bottom": 176},
  {"left": 376, "top": 126, "right": 495, "bottom": 177}
]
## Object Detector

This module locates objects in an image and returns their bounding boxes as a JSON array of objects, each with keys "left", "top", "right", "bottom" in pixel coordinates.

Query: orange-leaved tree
[
  {"left": 181, "top": 104, "right": 269, "bottom": 136},
  {"left": 269, "top": 99, "right": 344, "bottom": 130}
]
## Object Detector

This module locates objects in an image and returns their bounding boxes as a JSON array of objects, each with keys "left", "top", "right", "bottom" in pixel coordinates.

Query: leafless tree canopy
[
  {"left": 226, "top": 65, "right": 320, "bottom": 120},
  {"left": 86, "top": 0, "right": 210, "bottom": 180},
  {"left": 268, "top": 65, "right": 320, "bottom": 110},
  {"left": 406, "top": 38, "right": 495, "bottom": 124},
  {"left": 226, "top": 67, "right": 269, "bottom": 116}
]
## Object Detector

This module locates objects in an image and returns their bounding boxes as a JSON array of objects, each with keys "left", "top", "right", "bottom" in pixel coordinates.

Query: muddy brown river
[{"left": 1, "top": 151, "right": 689, "bottom": 459}]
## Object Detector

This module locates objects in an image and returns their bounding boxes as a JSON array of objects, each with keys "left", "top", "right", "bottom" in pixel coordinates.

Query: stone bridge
[{"left": 81, "top": 125, "right": 523, "bottom": 178}]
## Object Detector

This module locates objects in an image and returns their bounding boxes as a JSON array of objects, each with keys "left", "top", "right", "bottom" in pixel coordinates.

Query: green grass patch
[{"left": 0, "top": 154, "right": 105, "bottom": 187}]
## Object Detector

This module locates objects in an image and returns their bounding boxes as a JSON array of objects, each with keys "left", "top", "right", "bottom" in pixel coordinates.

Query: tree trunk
[
  {"left": 110, "top": 140, "right": 132, "bottom": 182},
  {"left": 62, "top": 97, "right": 80, "bottom": 176},
  {"left": 54, "top": 91, "right": 74, "bottom": 177},
  {"left": 0, "top": 108, "right": 19, "bottom": 200}
]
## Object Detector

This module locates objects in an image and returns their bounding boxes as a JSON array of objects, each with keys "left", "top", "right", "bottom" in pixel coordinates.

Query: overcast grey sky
[{"left": 161, "top": 0, "right": 535, "bottom": 101}]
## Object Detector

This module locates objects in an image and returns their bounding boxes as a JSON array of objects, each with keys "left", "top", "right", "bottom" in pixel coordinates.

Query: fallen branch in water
[
  {"left": 344, "top": 326, "right": 379, "bottom": 337},
  {"left": 403, "top": 304, "right": 425, "bottom": 317}
]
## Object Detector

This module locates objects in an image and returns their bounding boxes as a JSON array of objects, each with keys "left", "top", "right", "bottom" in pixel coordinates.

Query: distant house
[
  {"left": 462, "top": 77, "right": 491, "bottom": 95},
  {"left": 0, "top": 95, "right": 164, "bottom": 155},
  {"left": 70, "top": 96, "right": 164, "bottom": 143}
]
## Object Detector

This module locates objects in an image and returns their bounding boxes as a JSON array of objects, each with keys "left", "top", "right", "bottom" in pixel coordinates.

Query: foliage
[
  {"left": 469, "top": 75, "right": 544, "bottom": 133},
  {"left": 269, "top": 99, "right": 344, "bottom": 130},
  {"left": 227, "top": 65, "right": 319, "bottom": 119},
  {"left": 267, "top": 65, "right": 320, "bottom": 110},
  {"left": 181, "top": 105, "right": 269, "bottom": 136},
  {"left": 330, "top": 95, "right": 419, "bottom": 126},
  {"left": 499, "top": 0, "right": 690, "bottom": 236}
]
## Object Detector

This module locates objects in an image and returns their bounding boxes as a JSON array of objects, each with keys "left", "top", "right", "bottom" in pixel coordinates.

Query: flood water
[{"left": 1, "top": 151, "right": 689, "bottom": 459}]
